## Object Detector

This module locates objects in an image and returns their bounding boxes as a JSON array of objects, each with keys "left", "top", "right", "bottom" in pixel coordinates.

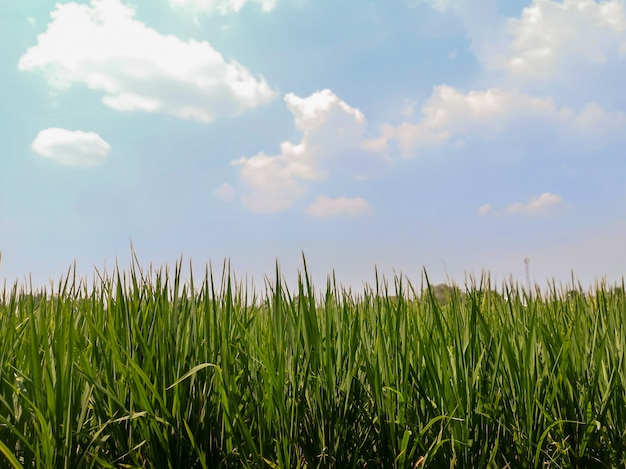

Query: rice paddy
[{"left": 0, "top": 257, "right": 625, "bottom": 467}]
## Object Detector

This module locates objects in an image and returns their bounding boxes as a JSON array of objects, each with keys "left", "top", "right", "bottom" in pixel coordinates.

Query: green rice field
[{"left": 0, "top": 258, "right": 625, "bottom": 467}]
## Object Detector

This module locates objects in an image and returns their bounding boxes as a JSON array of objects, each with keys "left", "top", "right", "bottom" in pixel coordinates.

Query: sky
[{"left": 1, "top": 0, "right": 626, "bottom": 292}]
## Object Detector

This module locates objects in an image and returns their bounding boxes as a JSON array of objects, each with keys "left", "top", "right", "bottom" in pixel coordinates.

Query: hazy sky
[{"left": 2, "top": 0, "right": 626, "bottom": 291}]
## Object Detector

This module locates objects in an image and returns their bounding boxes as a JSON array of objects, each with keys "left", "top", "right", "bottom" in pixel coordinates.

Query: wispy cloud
[
  {"left": 18, "top": 0, "right": 277, "bottom": 122},
  {"left": 478, "top": 203, "right": 493, "bottom": 216},
  {"left": 380, "top": 85, "right": 626, "bottom": 158},
  {"left": 506, "top": 192, "right": 563, "bottom": 215},
  {"left": 479, "top": 192, "right": 564, "bottom": 217},
  {"left": 381, "top": 86, "right": 561, "bottom": 156},
  {"left": 169, "top": 0, "right": 277, "bottom": 14},
  {"left": 213, "top": 182, "right": 236, "bottom": 201},
  {"left": 32, "top": 128, "right": 111, "bottom": 167},
  {"left": 306, "top": 196, "right": 371, "bottom": 218}
]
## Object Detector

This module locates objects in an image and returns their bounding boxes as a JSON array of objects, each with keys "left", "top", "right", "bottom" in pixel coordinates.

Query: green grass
[{"left": 0, "top": 257, "right": 625, "bottom": 467}]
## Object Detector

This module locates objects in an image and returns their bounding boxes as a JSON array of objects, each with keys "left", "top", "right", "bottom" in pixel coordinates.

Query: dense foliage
[{"left": 0, "top": 260, "right": 625, "bottom": 467}]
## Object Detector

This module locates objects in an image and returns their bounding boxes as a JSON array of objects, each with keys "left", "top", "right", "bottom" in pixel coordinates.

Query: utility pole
[{"left": 524, "top": 257, "right": 531, "bottom": 292}]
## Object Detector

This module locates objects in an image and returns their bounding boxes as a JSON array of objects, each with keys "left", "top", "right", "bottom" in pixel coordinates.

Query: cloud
[
  {"left": 507, "top": 192, "right": 563, "bottom": 215},
  {"left": 306, "top": 196, "right": 371, "bottom": 218},
  {"left": 213, "top": 182, "right": 236, "bottom": 201},
  {"left": 381, "top": 85, "right": 561, "bottom": 156},
  {"left": 169, "top": 0, "right": 277, "bottom": 14},
  {"left": 478, "top": 203, "right": 493, "bottom": 216},
  {"left": 381, "top": 85, "right": 626, "bottom": 157},
  {"left": 419, "top": 0, "right": 626, "bottom": 100},
  {"left": 233, "top": 89, "right": 386, "bottom": 213},
  {"left": 479, "top": 192, "right": 564, "bottom": 217},
  {"left": 18, "top": 0, "right": 276, "bottom": 122},
  {"left": 232, "top": 145, "right": 316, "bottom": 213},
  {"left": 414, "top": 0, "right": 502, "bottom": 54},
  {"left": 485, "top": 0, "right": 626, "bottom": 83},
  {"left": 573, "top": 102, "right": 626, "bottom": 135},
  {"left": 32, "top": 128, "right": 111, "bottom": 167}
]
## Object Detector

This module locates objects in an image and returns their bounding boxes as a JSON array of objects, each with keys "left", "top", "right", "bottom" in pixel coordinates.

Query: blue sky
[{"left": 1, "top": 0, "right": 626, "bottom": 291}]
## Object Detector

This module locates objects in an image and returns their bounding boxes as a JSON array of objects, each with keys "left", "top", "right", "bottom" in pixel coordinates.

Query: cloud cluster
[
  {"left": 479, "top": 192, "right": 564, "bottom": 217},
  {"left": 226, "top": 0, "right": 626, "bottom": 218},
  {"left": 169, "top": 0, "right": 277, "bottom": 14},
  {"left": 486, "top": 0, "right": 626, "bottom": 84},
  {"left": 380, "top": 85, "right": 626, "bottom": 157},
  {"left": 418, "top": 0, "right": 626, "bottom": 111},
  {"left": 232, "top": 89, "right": 385, "bottom": 213},
  {"left": 18, "top": 0, "right": 276, "bottom": 122},
  {"left": 32, "top": 128, "right": 111, "bottom": 167}
]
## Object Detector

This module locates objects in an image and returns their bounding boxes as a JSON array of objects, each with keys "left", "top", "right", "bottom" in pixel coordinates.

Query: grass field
[{"left": 0, "top": 257, "right": 625, "bottom": 467}]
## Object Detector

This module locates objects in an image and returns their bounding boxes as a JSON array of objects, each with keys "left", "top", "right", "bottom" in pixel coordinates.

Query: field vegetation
[{"left": 0, "top": 257, "right": 625, "bottom": 467}]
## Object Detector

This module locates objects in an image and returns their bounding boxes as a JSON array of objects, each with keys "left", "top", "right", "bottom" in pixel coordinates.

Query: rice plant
[{"left": 0, "top": 256, "right": 624, "bottom": 467}]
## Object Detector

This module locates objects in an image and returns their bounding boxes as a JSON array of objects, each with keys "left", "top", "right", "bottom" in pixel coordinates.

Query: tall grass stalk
[{"left": 0, "top": 257, "right": 625, "bottom": 467}]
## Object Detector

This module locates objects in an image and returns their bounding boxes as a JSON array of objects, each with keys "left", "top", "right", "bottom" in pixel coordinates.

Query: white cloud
[
  {"left": 419, "top": 0, "right": 626, "bottom": 97},
  {"left": 485, "top": 0, "right": 626, "bottom": 83},
  {"left": 381, "top": 85, "right": 561, "bottom": 156},
  {"left": 32, "top": 128, "right": 111, "bottom": 167},
  {"left": 507, "top": 192, "right": 563, "bottom": 215},
  {"left": 306, "top": 196, "right": 371, "bottom": 218},
  {"left": 233, "top": 144, "right": 317, "bottom": 213},
  {"left": 480, "top": 192, "right": 564, "bottom": 217},
  {"left": 18, "top": 0, "right": 276, "bottom": 122},
  {"left": 233, "top": 89, "right": 386, "bottom": 213},
  {"left": 478, "top": 203, "right": 493, "bottom": 216},
  {"left": 381, "top": 85, "right": 626, "bottom": 157},
  {"left": 169, "top": 0, "right": 277, "bottom": 14},
  {"left": 213, "top": 182, "right": 236, "bottom": 201}
]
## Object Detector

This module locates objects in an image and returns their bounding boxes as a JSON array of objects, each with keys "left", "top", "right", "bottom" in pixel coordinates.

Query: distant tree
[{"left": 423, "top": 283, "right": 462, "bottom": 306}]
